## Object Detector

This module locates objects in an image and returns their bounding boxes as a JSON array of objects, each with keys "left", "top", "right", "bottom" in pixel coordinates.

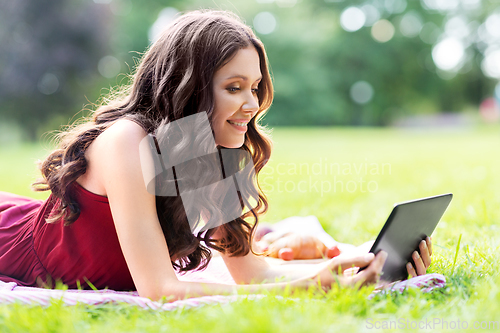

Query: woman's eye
[
  {"left": 252, "top": 88, "right": 259, "bottom": 94},
  {"left": 227, "top": 87, "right": 240, "bottom": 93}
]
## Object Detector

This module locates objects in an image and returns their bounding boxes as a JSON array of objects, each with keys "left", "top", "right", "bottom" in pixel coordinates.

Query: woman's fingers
[
  {"left": 419, "top": 240, "right": 432, "bottom": 268},
  {"left": 315, "top": 251, "right": 387, "bottom": 289},
  {"left": 412, "top": 251, "right": 427, "bottom": 275},
  {"left": 352, "top": 251, "right": 388, "bottom": 286},
  {"left": 331, "top": 252, "right": 376, "bottom": 273},
  {"left": 406, "top": 262, "right": 417, "bottom": 278},
  {"left": 343, "top": 266, "right": 359, "bottom": 277},
  {"left": 405, "top": 238, "right": 432, "bottom": 278}
]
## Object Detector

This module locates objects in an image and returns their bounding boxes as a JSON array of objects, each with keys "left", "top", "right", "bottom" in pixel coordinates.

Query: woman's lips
[{"left": 227, "top": 120, "right": 248, "bottom": 132}]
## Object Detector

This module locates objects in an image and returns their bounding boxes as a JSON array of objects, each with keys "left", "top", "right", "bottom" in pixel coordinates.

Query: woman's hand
[
  {"left": 304, "top": 251, "right": 388, "bottom": 290},
  {"left": 406, "top": 237, "right": 433, "bottom": 277},
  {"left": 255, "top": 231, "right": 341, "bottom": 260}
]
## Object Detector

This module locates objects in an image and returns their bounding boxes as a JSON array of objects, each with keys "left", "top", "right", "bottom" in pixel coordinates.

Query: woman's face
[{"left": 212, "top": 46, "right": 262, "bottom": 148}]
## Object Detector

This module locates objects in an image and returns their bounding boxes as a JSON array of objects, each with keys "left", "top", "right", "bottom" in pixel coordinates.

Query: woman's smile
[
  {"left": 227, "top": 119, "right": 250, "bottom": 132},
  {"left": 212, "top": 46, "right": 261, "bottom": 148}
]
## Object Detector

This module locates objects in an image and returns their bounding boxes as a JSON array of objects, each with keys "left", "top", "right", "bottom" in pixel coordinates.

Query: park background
[
  {"left": 1, "top": 0, "right": 500, "bottom": 332},
  {"left": 1, "top": 0, "right": 500, "bottom": 139}
]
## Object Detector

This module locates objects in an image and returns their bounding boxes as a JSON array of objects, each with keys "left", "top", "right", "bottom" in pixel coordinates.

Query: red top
[{"left": 0, "top": 183, "right": 135, "bottom": 290}]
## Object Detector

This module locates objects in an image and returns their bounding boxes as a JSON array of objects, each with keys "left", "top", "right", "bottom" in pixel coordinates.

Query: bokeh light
[
  {"left": 485, "top": 13, "right": 500, "bottom": 39},
  {"left": 98, "top": 56, "right": 121, "bottom": 79},
  {"left": 385, "top": 0, "right": 407, "bottom": 14},
  {"left": 432, "top": 37, "right": 465, "bottom": 71},
  {"left": 479, "top": 97, "right": 500, "bottom": 122},
  {"left": 419, "top": 22, "right": 441, "bottom": 44},
  {"left": 445, "top": 16, "right": 470, "bottom": 40},
  {"left": 148, "top": 7, "right": 179, "bottom": 42},
  {"left": 253, "top": 12, "right": 277, "bottom": 35},
  {"left": 371, "top": 19, "right": 395, "bottom": 43},
  {"left": 421, "top": 0, "right": 460, "bottom": 12},
  {"left": 350, "top": 81, "right": 374, "bottom": 104},
  {"left": 361, "top": 4, "right": 381, "bottom": 27},
  {"left": 37, "top": 73, "right": 59, "bottom": 95},
  {"left": 481, "top": 48, "right": 500, "bottom": 79},
  {"left": 462, "top": 0, "right": 482, "bottom": 10},
  {"left": 399, "top": 11, "right": 423, "bottom": 38},
  {"left": 340, "top": 7, "right": 366, "bottom": 32}
]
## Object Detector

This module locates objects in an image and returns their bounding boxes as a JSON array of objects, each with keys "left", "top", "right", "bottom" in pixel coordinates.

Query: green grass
[{"left": 1, "top": 126, "right": 500, "bottom": 332}]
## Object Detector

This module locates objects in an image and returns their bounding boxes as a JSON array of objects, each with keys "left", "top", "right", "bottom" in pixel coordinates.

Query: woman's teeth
[{"left": 228, "top": 121, "right": 247, "bottom": 126}]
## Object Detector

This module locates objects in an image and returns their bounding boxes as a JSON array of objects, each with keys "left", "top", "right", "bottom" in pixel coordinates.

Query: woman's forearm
[
  {"left": 156, "top": 278, "right": 312, "bottom": 302},
  {"left": 259, "top": 259, "right": 330, "bottom": 283},
  {"left": 164, "top": 260, "right": 331, "bottom": 301}
]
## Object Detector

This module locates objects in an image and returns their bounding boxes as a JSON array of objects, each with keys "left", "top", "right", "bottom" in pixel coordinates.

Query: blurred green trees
[
  {"left": 0, "top": 0, "right": 498, "bottom": 140},
  {"left": 0, "top": 0, "right": 111, "bottom": 139}
]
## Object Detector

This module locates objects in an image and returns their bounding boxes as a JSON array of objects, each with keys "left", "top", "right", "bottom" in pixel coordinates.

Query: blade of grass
[
  {"left": 451, "top": 234, "right": 462, "bottom": 275},
  {"left": 83, "top": 277, "right": 99, "bottom": 291},
  {"left": 475, "top": 249, "right": 492, "bottom": 264}
]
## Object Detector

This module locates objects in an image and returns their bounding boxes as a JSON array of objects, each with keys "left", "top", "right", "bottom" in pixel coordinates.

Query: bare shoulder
[
  {"left": 89, "top": 118, "right": 148, "bottom": 166},
  {"left": 82, "top": 118, "right": 149, "bottom": 196},
  {"left": 96, "top": 118, "right": 147, "bottom": 148}
]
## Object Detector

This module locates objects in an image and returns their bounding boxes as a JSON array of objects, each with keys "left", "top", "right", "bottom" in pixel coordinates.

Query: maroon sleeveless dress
[{"left": 0, "top": 182, "right": 135, "bottom": 290}]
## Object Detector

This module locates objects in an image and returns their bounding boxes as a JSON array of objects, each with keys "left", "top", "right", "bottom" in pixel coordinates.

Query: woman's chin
[{"left": 217, "top": 141, "right": 245, "bottom": 149}]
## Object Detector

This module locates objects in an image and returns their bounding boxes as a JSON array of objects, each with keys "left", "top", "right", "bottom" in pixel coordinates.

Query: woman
[{"left": 0, "top": 10, "right": 431, "bottom": 301}]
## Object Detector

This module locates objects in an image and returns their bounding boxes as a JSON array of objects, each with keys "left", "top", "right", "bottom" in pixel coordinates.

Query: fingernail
[
  {"left": 422, "top": 240, "right": 427, "bottom": 248},
  {"left": 365, "top": 253, "right": 375, "bottom": 261},
  {"left": 407, "top": 262, "right": 412, "bottom": 269},
  {"left": 414, "top": 251, "right": 420, "bottom": 259}
]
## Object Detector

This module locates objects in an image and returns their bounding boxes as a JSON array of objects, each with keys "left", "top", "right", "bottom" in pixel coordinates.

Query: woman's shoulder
[
  {"left": 90, "top": 118, "right": 149, "bottom": 160},
  {"left": 78, "top": 118, "right": 149, "bottom": 196},
  {"left": 98, "top": 118, "right": 148, "bottom": 145}
]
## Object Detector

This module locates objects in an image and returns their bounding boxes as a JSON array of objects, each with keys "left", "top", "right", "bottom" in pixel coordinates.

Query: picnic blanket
[{"left": 0, "top": 216, "right": 446, "bottom": 310}]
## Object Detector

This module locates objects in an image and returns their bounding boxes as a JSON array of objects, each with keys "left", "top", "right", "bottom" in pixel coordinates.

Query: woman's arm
[
  {"left": 222, "top": 232, "right": 431, "bottom": 284},
  {"left": 91, "top": 119, "right": 181, "bottom": 300},
  {"left": 170, "top": 250, "right": 386, "bottom": 300},
  {"left": 218, "top": 243, "right": 386, "bottom": 285},
  {"left": 87, "top": 120, "right": 317, "bottom": 300},
  {"left": 90, "top": 119, "right": 386, "bottom": 300}
]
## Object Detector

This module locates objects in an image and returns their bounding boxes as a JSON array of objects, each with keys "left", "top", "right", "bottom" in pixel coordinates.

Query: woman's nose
[{"left": 242, "top": 93, "right": 259, "bottom": 114}]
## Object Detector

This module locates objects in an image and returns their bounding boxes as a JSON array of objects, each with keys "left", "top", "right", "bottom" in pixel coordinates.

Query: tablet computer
[{"left": 365, "top": 193, "right": 453, "bottom": 281}]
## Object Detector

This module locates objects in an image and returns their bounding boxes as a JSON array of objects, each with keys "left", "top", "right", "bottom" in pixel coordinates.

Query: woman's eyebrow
[{"left": 225, "top": 74, "right": 262, "bottom": 82}]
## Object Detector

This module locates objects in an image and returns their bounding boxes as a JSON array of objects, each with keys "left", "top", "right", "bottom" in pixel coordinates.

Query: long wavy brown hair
[{"left": 33, "top": 9, "right": 274, "bottom": 273}]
